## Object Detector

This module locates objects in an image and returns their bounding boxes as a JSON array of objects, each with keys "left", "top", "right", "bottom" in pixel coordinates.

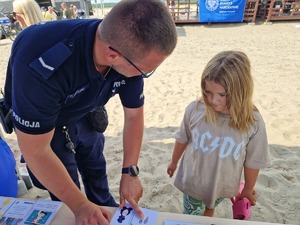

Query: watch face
[{"left": 129, "top": 165, "right": 139, "bottom": 176}]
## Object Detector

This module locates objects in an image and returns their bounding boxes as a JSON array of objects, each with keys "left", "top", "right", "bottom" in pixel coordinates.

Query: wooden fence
[
  {"left": 170, "top": 0, "right": 300, "bottom": 24},
  {"left": 264, "top": 0, "right": 300, "bottom": 22},
  {"left": 244, "top": 0, "right": 260, "bottom": 23},
  {"left": 169, "top": 0, "right": 199, "bottom": 23}
]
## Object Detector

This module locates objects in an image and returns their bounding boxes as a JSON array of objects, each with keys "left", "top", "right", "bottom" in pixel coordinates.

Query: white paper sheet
[
  {"left": 18, "top": 199, "right": 62, "bottom": 225},
  {"left": 111, "top": 203, "right": 158, "bottom": 225}
]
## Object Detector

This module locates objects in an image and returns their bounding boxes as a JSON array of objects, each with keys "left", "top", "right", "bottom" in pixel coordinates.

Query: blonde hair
[
  {"left": 200, "top": 50, "right": 257, "bottom": 132},
  {"left": 13, "top": 0, "right": 44, "bottom": 27}
]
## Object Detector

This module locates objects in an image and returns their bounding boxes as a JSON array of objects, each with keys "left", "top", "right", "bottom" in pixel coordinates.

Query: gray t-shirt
[{"left": 174, "top": 101, "right": 271, "bottom": 208}]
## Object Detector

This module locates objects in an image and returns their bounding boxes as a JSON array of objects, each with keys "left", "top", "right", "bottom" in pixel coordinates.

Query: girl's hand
[
  {"left": 167, "top": 161, "right": 177, "bottom": 178},
  {"left": 240, "top": 188, "right": 257, "bottom": 206}
]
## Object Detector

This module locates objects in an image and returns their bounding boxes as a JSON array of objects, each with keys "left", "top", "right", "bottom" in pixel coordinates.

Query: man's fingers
[
  {"left": 101, "top": 207, "right": 112, "bottom": 221},
  {"left": 127, "top": 198, "right": 144, "bottom": 219},
  {"left": 119, "top": 195, "right": 126, "bottom": 209}
]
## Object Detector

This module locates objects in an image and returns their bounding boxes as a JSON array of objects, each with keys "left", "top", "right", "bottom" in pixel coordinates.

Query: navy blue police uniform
[{"left": 4, "top": 19, "right": 144, "bottom": 206}]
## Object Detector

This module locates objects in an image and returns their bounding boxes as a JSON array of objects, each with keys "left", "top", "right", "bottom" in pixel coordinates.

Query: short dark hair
[{"left": 99, "top": 0, "right": 177, "bottom": 61}]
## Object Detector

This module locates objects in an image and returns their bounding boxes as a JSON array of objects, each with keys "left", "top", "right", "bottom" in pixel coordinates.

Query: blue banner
[{"left": 200, "top": 0, "right": 247, "bottom": 22}]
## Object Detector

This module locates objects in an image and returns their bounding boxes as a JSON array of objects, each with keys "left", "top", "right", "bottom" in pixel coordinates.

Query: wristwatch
[{"left": 122, "top": 165, "right": 139, "bottom": 177}]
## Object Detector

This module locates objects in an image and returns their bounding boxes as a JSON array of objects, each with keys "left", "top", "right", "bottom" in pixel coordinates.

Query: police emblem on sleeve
[{"left": 205, "top": 0, "right": 219, "bottom": 11}]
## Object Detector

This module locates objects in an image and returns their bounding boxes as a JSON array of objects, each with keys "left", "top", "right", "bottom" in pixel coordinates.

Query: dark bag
[
  {"left": 0, "top": 98, "right": 13, "bottom": 134},
  {"left": 88, "top": 106, "right": 109, "bottom": 133}
]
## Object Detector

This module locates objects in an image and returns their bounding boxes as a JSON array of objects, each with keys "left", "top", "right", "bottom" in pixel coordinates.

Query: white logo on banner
[{"left": 205, "top": 0, "right": 219, "bottom": 11}]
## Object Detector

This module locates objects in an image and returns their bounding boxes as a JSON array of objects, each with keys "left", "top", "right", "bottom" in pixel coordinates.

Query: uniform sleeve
[
  {"left": 10, "top": 57, "right": 62, "bottom": 134},
  {"left": 245, "top": 111, "right": 271, "bottom": 169},
  {"left": 118, "top": 76, "right": 144, "bottom": 108}
]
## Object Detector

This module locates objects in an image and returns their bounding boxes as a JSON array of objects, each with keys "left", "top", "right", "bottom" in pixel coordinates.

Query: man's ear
[{"left": 106, "top": 47, "right": 120, "bottom": 61}]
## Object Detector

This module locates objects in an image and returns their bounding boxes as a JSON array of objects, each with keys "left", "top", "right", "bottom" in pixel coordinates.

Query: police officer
[{"left": 4, "top": 0, "right": 177, "bottom": 224}]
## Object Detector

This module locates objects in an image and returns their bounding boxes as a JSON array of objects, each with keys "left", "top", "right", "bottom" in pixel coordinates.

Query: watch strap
[
  {"left": 122, "top": 167, "right": 130, "bottom": 174},
  {"left": 122, "top": 165, "right": 139, "bottom": 176}
]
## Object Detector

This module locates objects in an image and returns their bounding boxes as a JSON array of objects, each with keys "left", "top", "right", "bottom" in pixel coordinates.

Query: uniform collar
[{"left": 85, "top": 20, "right": 104, "bottom": 79}]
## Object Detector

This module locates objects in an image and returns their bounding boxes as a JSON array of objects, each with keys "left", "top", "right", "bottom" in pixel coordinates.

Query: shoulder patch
[{"left": 30, "top": 42, "right": 72, "bottom": 79}]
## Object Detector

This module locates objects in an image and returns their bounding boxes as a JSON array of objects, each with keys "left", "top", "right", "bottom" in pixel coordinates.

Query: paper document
[
  {"left": 20, "top": 199, "right": 62, "bottom": 225},
  {"left": 0, "top": 197, "right": 62, "bottom": 225},
  {"left": 111, "top": 203, "right": 158, "bottom": 225},
  {"left": 2, "top": 199, "right": 35, "bottom": 219},
  {"left": 0, "top": 197, "right": 16, "bottom": 217}
]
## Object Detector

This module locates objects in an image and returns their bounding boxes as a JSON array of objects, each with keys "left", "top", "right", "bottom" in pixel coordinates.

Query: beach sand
[{"left": 0, "top": 21, "right": 299, "bottom": 224}]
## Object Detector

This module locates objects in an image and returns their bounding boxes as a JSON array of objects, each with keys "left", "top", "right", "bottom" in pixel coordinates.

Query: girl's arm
[
  {"left": 241, "top": 166, "right": 259, "bottom": 205},
  {"left": 167, "top": 141, "right": 187, "bottom": 178}
]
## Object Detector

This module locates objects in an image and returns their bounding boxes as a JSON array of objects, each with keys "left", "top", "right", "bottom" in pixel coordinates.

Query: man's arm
[
  {"left": 15, "top": 129, "right": 112, "bottom": 225},
  {"left": 119, "top": 106, "right": 144, "bottom": 218}
]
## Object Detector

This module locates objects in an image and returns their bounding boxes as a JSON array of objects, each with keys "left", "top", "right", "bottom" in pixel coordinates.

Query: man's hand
[
  {"left": 74, "top": 201, "right": 112, "bottom": 225},
  {"left": 119, "top": 174, "right": 144, "bottom": 219}
]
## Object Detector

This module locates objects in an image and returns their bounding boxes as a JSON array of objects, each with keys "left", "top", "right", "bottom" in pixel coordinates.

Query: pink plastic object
[{"left": 230, "top": 182, "right": 252, "bottom": 220}]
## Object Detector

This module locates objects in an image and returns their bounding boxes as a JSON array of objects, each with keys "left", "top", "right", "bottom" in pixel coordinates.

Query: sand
[{"left": 0, "top": 21, "right": 300, "bottom": 225}]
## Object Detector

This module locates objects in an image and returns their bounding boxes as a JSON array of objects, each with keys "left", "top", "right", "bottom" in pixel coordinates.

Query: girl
[{"left": 167, "top": 51, "right": 271, "bottom": 217}]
